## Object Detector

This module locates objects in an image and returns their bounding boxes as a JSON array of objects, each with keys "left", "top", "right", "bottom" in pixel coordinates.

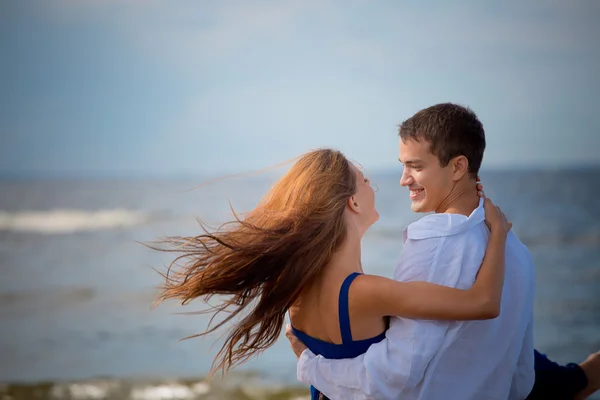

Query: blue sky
[{"left": 2, "top": 1, "right": 599, "bottom": 177}]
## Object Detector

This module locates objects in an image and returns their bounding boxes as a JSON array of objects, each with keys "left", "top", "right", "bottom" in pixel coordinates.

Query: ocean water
[{"left": 1, "top": 168, "right": 599, "bottom": 399}]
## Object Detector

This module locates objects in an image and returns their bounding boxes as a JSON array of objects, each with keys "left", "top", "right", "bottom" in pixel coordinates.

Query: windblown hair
[
  {"left": 152, "top": 149, "right": 357, "bottom": 375},
  {"left": 399, "top": 103, "right": 486, "bottom": 177}
]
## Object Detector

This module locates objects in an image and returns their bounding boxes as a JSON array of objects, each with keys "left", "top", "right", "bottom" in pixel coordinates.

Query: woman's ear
[
  {"left": 452, "top": 155, "right": 469, "bottom": 181},
  {"left": 348, "top": 195, "right": 360, "bottom": 212}
]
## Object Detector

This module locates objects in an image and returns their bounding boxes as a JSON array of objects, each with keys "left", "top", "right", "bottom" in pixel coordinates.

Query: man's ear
[
  {"left": 348, "top": 195, "right": 360, "bottom": 212},
  {"left": 452, "top": 155, "right": 469, "bottom": 181}
]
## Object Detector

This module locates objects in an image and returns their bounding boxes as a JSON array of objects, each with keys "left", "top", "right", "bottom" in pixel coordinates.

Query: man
[{"left": 286, "top": 103, "right": 599, "bottom": 399}]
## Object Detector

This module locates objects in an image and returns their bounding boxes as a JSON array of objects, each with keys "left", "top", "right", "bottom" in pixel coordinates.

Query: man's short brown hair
[{"left": 399, "top": 103, "right": 486, "bottom": 177}]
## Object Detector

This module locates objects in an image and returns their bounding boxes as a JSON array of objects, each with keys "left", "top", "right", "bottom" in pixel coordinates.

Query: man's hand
[{"left": 286, "top": 324, "right": 308, "bottom": 359}]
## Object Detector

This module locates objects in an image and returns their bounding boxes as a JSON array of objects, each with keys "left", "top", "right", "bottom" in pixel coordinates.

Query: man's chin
[{"left": 410, "top": 200, "right": 430, "bottom": 213}]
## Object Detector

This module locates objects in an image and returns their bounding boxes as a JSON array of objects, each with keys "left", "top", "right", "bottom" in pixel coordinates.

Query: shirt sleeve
[
  {"left": 296, "top": 237, "right": 454, "bottom": 400},
  {"left": 508, "top": 315, "right": 535, "bottom": 398},
  {"left": 297, "top": 350, "right": 375, "bottom": 400}
]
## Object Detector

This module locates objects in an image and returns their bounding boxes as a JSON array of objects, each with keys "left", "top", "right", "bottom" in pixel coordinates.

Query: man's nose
[{"left": 400, "top": 169, "right": 413, "bottom": 187}]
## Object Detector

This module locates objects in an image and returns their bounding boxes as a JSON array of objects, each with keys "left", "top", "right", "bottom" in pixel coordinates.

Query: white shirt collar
[{"left": 403, "top": 198, "right": 485, "bottom": 241}]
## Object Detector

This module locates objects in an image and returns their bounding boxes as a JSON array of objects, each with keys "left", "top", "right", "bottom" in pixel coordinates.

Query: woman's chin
[{"left": 369, "top": 212, "right": 380, "bottom": 227}]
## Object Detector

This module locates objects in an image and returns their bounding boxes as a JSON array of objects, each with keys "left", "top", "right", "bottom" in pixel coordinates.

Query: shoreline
[{"left": 0, "top": 373, "right": 310, "bottom": 400}]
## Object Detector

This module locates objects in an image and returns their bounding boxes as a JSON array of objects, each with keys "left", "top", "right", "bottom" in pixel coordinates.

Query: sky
[{"left": 1, "top": 0, "right": 599, "bottom": 178}]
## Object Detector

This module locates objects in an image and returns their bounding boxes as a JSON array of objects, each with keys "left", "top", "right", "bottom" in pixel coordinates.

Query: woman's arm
[{"left": 356, "top": 198, "right": 510, "bottom": 321}]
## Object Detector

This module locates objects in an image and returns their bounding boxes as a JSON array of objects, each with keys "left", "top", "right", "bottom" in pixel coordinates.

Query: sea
[{"left": 1, "top": 168, "right": 599, "bottom": 400}]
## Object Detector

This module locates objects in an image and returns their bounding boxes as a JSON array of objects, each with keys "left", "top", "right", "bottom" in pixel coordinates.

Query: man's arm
[
  {"left": 286, "top": 325, "right": 376, "bottom": 399},
  {"left": 297, "top": 350, "right": 374, "bottom": 400},
  {"left": 296, "top": 237, "right": 457, "bottom": 400},
  {"left": 298, "top": 318, "right": 450, "bottom": 400}
]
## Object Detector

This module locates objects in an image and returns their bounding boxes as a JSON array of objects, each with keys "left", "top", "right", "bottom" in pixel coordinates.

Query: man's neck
[{"left": 435, "top": 180, "right": 480, "bottom": 217}]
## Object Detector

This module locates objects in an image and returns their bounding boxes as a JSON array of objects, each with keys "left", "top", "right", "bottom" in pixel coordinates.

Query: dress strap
[{"left": 338, "top": 272, "right": 362, "bottom": 344}]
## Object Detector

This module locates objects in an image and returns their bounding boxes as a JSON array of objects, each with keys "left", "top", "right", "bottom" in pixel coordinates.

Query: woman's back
[
  {"left": 290, "top": 272, "right": 388, "bottom": 399},
  {"left": 290, "top": 271, "right": 387, "bottom": 345}
]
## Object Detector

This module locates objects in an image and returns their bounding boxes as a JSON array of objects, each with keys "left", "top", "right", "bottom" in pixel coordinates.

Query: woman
[{"left": 152, "top": 147, "right": 509, "bottom": 390}]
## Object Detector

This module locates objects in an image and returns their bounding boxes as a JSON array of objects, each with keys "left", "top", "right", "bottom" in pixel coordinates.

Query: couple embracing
[{"left": 155, "top": 103, "right": 599, "bottom": 399}]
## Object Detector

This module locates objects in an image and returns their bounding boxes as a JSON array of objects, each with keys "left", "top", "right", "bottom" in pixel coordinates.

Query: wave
[
  {"left": 0, "top": 209, "right": 151, "bottom": 234},
  {"left": 0, "top": 286, "right": 95, "bottom": 306}
]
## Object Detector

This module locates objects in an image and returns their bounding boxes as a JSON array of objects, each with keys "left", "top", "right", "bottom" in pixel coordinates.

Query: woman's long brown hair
[{"left": 152, "top": 149, "right": 357, "bottom": 375}]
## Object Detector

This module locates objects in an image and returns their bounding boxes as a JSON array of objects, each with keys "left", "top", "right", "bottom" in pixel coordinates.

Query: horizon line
[{"left": 1, "top": 163, "right": 599, "bottom": 181}]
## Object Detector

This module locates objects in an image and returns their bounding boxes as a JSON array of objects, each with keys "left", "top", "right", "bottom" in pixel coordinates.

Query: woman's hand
[
  {"left": 477, "top": 175, "right": 484, "bottom": 198},
  {"left": 476, "top": 177, "right": 511, "bottom": 235},
  {"left": 285, "top": 324, "right": 307, "bottom": 359},
  {"left": 484, "top": 198, "right": 512, "bottom": 235}
]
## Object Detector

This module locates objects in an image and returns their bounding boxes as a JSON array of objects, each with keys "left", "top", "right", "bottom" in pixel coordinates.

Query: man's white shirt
[{"left": 297, "top": 198, "right": 536, "bottom": 400}]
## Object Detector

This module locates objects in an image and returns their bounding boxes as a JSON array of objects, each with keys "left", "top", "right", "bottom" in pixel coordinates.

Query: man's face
[{"left": 398, "top": 138, "right": 455, "bottom": 213}]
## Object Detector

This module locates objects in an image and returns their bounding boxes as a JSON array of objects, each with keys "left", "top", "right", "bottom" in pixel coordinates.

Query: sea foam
[{"left": 0, "top": 209, "right": 150, "bottom": 234}]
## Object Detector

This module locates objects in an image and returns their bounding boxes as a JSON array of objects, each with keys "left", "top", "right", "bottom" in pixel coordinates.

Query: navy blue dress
[{"left": 291, "top": 272, "right": 386, "bottom": 399}]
